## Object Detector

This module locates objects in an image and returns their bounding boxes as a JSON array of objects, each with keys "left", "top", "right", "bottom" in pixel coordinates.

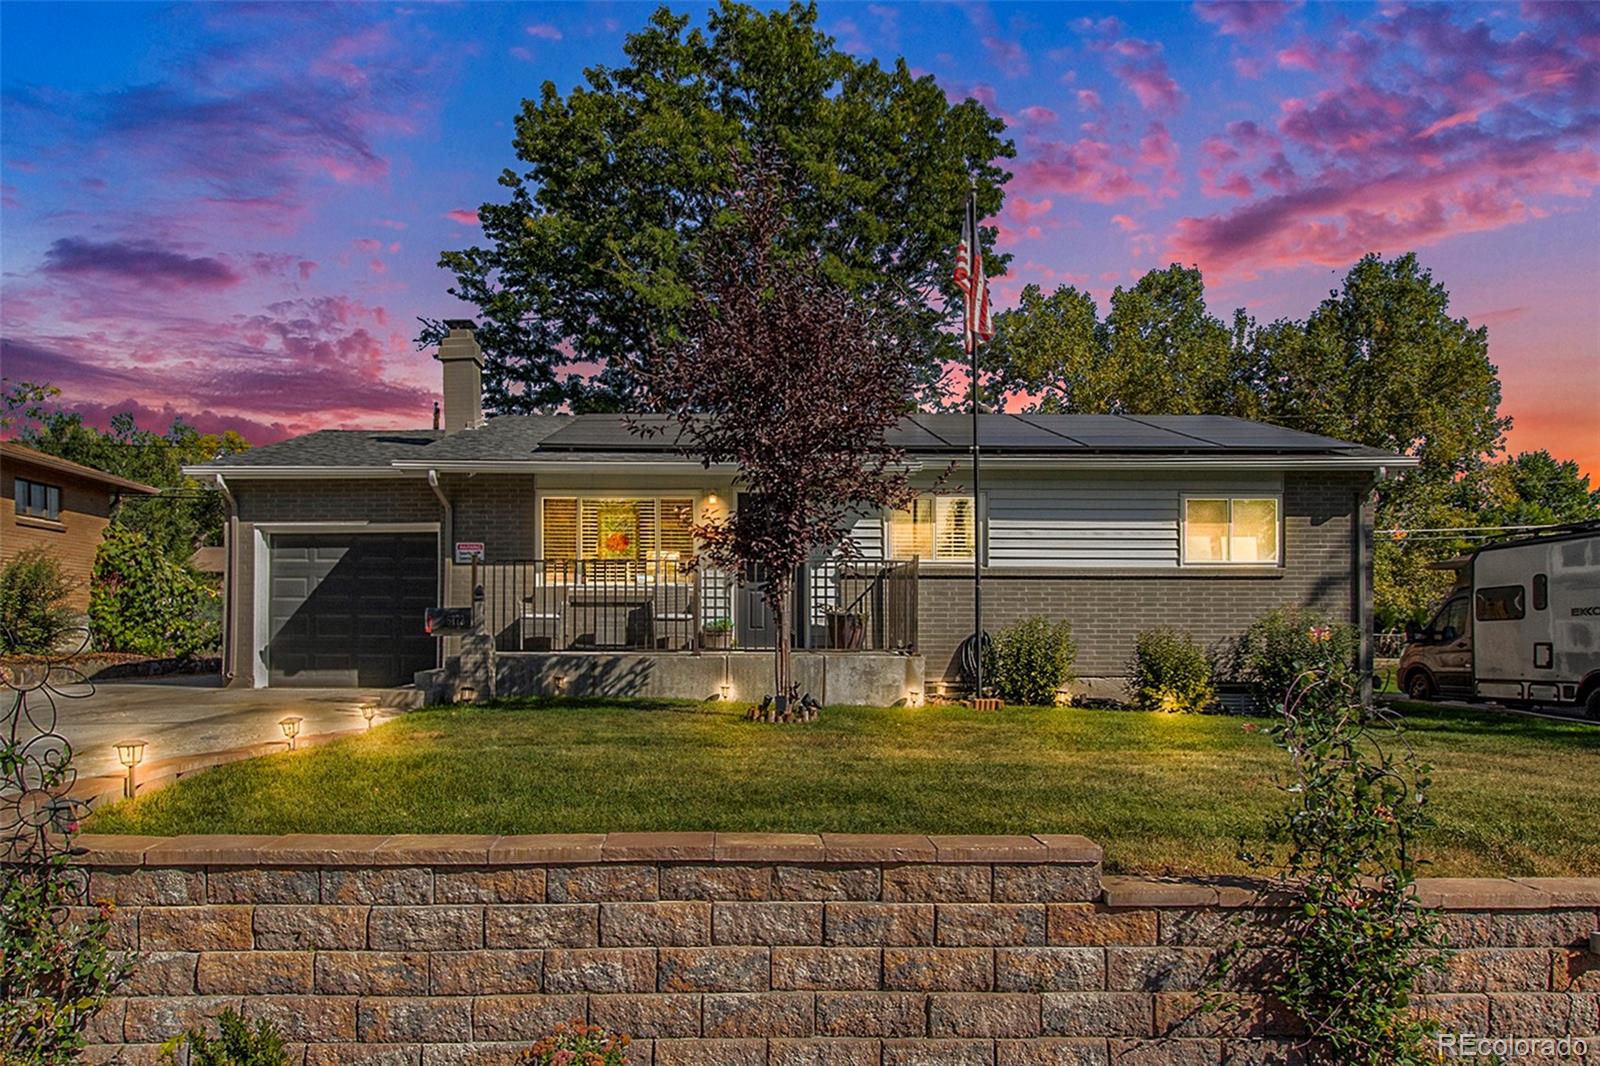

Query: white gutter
[{"left": 427, "top": 470, "right": 452, "bottom": 620}]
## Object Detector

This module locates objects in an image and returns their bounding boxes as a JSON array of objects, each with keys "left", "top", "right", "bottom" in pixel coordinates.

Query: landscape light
[
  {"left": 361, "top": 704, "right": 378, "bottom": 730},
  {"left": 458, "top": 685, "right": 477, "bottom": 703},
  {"left": 719, "top": 682, "right": 731, "bottom": 701},
  {"left": 278, "top": 716, "right": 304, "bottom": 750},
  {"left": 908, "top": 688, "right": 921, "bottom": 707},
  {"left": 113, "top": 739, "right": 147, "bottom": 799},
  {"left": 552, "top": 674, "right": 567, "bottom": 696}
]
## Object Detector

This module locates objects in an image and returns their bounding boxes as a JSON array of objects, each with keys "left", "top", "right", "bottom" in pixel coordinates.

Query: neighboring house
[
  {"left": 184, "top": 323, "right": 1416, "bottom": 699},
  {"left": 1, "top": 441, "right": 160, "bottom": 612}
]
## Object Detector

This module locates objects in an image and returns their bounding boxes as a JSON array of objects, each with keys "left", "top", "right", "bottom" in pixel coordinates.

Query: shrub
[
  {"left": 1234, "top": 607, "right": 1359, "bottom": 712},
  {"left": 1223, "top": 664, "right": 1443, "bottom": 1061},
  {"left": 984, "top": 616, "right": 1077, "bottom": 706},
  {"left": 1127, "top": 628, "right": 1214, "bottom": 713},
  {"left": 522, "top": 1019, "right": 631, "bottom": 1065},
  {"left": 89, "top": 527, "right": 218, "bottom": 657},
  {"left": 158, "top": 1009, "right": 289, "bottom": 1066},
  {"left": 0, "top": 548, "right": 77, "bottom": 655}
]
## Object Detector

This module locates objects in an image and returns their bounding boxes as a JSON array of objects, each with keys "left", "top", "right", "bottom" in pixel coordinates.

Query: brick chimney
[{"left": 434, "top": 320, "right": 484, "bottom": 433}]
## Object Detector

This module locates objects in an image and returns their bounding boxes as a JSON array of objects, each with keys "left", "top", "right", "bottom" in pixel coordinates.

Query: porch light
[
  {"left": 705, "top": 493, "right": 721, "bottom": 507},
  {"left": 278, "top": 716, "right": 304, "bottom": 750},
  {"left": 113, "top": 739, "right": 147, "bottom": 800},
  {"left": 361, "top": 704, "right": 377, "bottom": 730}
]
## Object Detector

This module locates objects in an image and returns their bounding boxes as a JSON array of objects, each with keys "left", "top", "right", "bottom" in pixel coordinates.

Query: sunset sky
[{"left": 2, "top": 1, "right": 1596, "bottom": 473}]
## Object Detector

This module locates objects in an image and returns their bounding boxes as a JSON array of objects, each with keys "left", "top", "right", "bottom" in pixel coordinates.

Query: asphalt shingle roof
[{"left": 196, "top": 414, "right": 1399, "bottom": 470}]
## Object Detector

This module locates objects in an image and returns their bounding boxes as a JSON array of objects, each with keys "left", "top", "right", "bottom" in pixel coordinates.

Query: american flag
[{"left": 955, "top": 202, "right": 994, "bottom": 353}]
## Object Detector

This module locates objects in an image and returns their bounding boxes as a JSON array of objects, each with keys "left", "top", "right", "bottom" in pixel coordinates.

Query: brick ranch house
[
  {"left": 2, "top": 440, "right": 159, "bottom": 613},
  {"left": 184, "top": 323, "right": 1415, "bottom": 703}
]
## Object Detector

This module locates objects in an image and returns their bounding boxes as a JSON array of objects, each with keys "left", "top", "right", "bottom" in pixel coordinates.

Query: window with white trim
[
  {"left": 888, "top": 495, "right": 975, "bottom": 563},
  {"left": 540, "top": 496, "right": 696, "bottom": 579},
  {"left": 14, "top": 478, "right": 62, "bottom": 521},
  {"left": 1182, "top": 496, "right": 1280, "bottom": 564}
]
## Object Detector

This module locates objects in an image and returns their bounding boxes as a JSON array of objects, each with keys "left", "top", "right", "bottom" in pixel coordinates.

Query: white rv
[{"left": 1398, "top": 524, "right": 1600, "bottom": 718}]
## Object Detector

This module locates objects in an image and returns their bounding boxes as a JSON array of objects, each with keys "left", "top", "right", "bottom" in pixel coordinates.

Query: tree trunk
[{"left": 769, "top": 577, "right": 793, "bottom": 721}]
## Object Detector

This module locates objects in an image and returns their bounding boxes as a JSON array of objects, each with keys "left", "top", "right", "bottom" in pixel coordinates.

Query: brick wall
[
  {"left": 919, "top": 472, "right": 1373, "bottom": 687},
  {"left": 1, "top": 455, "right": 121, "bottom": 612},
  {"left": 65, "top": 833, "right": 1598, "bottom": 1065}
]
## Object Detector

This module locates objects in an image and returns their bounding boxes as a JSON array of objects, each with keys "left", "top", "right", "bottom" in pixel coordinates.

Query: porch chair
[{"left": 652, "top": 582, "right": 699, "bottom": 651}]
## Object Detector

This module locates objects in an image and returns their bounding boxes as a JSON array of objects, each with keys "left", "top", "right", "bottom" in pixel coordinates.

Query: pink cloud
[
  {"left": 445, "top": 208, "right": 479, "bottom": 226},
  {"left": 1276, "top": 42, "right": 1319, "bottom": 71},
  {"left": 1111, "top": 214, "right": 1140, "bottom": 232},
  {"left": 525, "top": 23, "right": 562, "bottom": 40},
  {"left": 1194, "top": 1, "right": 1299, "bottom": 37},
  {"left": 1008, "top": 196, "right": 1055, "bottom": 224},
  {"left": 509, "top": 46, "right": 534, "bottom": 63},
  {"left": 354, "top": 238, "right": 382, "bottom": 252},
  {"left": 983, "top": 36, "right": 1030, "bottom": 78},
  {"left": 1019, "top": 105, "right": 1057, "bottom": 125}
]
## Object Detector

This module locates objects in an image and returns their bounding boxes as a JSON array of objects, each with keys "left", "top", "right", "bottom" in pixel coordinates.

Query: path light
[
  {"left": 278, "top": 716, "right": 304, "bottom": 750},
  {"left": 458, "top": 684, "right": 477, "bottom": 703},
  {"left": 113, "top": 739, "right": 147, "bottom": 799},
  {"left": 551, "top": 674, "right": 567, "bottom": 696},
  {"left": 361, "top": 704, "right": 378, "bottom": 730},
  {"left": 907, "top": 688, "right": 921, "bottom": 708},
  {"left": 719, "top": 681, "right": 731, "bottom": 701}
]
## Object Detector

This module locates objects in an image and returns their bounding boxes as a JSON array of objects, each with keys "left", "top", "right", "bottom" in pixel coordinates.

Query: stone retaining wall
[{"left": 61, "top": 833, "right": 1599, "bottom": 1065}]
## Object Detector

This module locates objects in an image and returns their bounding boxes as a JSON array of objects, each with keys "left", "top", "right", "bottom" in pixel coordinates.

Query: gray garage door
[{"left": 268, "top": 533, "right": 437, "bottom": 687}]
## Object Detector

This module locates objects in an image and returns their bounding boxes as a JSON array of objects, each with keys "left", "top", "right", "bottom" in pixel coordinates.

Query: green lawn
[{"left": 85, "top": 698, "right": 1600, "bottom": 877}]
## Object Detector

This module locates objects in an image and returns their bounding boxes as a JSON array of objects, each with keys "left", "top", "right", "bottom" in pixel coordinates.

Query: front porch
[
  {"left": 470, "top": 556, "right": 919, "bottom": 655},
  {"left": 421, "top": 556, "right": 924, "bottom": 705}
]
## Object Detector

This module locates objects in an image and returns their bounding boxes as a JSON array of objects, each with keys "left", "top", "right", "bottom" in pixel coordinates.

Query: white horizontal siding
[{"left": 844, "top": 507, "right": 886, "bottom": 561}]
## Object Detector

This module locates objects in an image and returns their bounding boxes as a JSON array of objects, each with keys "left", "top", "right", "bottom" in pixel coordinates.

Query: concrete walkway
[{"left": 19, "top": 674, "right": 417, "bottom": 779}]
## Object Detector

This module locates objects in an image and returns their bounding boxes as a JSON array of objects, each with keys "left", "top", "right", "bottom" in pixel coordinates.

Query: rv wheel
[
  {"left": 1585, "top": 688, "right": 1600, "bottom": 722},
  {"left": 1404, "top": 670, "right": 1435, "bottom": 701}
]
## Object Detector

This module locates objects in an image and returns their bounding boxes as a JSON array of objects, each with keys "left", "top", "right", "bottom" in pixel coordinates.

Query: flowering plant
[{"left": 521, "top": 1020, "right": 630, "bottom": 1066}]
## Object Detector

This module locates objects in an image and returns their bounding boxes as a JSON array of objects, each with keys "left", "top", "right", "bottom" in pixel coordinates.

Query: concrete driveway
[{"left": 25, "top": 674, "right": 417, "bottom": 780}]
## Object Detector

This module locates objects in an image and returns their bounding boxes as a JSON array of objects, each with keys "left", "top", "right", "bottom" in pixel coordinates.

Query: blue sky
[{"left": 2, "top": 2, "right": 1596, "bottom": 471}]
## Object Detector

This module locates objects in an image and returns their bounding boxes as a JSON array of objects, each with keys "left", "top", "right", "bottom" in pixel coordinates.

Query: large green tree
[
  {"left": 19, "top": 409, "right": 250, "bottom": 560},
  {"left": 985, "top": 265, "right": 1253, "bottom": 416},
  {"left": 433, "top": 0, "right": 1013, "bottom": 412}
]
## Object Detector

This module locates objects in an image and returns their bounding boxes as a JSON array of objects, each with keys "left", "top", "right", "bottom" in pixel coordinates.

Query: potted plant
[{"left": 701, "top": 618, "right": 734, "bottom": 650}]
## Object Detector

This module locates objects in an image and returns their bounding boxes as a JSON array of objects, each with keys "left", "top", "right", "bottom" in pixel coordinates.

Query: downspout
[
  {"left": 428, "top": 470, "right": 452, "bottom": 669},
  {"left": 213, "top": 474, "right": 238, "bottom": 683}
]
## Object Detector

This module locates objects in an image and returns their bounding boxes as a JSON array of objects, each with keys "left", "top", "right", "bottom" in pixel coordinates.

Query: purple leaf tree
[{"left": 633, "top": 159, "right": 923, "bottom": 714}]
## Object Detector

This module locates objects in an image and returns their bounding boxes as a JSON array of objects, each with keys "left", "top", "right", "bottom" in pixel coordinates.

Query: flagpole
[{"left": 967, "top": 184, "right": 983, "bottom": 702}]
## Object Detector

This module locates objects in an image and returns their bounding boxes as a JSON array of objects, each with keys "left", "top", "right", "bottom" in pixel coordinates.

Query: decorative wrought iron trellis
[{"left": 1, "top": 628, "right": 96, "bottom": 878}]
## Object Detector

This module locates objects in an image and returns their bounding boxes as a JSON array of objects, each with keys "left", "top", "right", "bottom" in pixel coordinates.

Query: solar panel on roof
[
  {"left": 1020, "top": 415, "right": 1219, "bottom": 449},
  {"left": 1126, "top": 415, "right": 1355, "bottom": 451}
]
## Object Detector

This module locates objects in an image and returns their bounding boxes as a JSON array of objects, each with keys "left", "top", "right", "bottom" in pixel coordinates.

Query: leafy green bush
[
  {"left": 1127, "top": 628, "right": 1215, "bottom": 713},
  {"left": 0, "top": 547, "right": 78, "bottom": 655},
  {"left": 1225, "top": 665, "right": 1443, "bottom": 1061},
  {"left": 984, "top": 616, "right": 1077, "bottom": 706},
  {"left": 522, "top": 1019, "right": 631, "bottom": 1065},
  {"left": 158, "top": 1008, "right": 289, "bottom": 1066},
  {"left": 89, "top": 527, "right": 218, "bottom": 656},
  {"left": 1233, "top": 607, "right": 1359, "bottom": 712}
]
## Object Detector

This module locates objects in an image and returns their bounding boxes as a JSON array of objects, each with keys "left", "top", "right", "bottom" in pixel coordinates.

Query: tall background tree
[
  {"left": 633, "top": 159, "right": 920, "bottom": 711},
  {"left": 985, "top": 253, "right": 1592, "bottom": 627},
  {"left": 431, "top": 0, "right": 1013, "bottom": 413}
]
